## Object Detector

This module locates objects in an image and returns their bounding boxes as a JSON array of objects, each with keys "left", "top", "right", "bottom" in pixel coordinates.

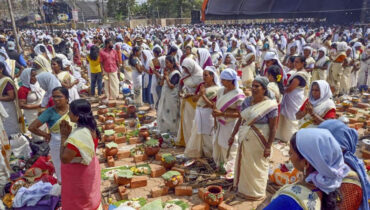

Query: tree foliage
[{"left": 107, "top": 0, "right": 203, "bottom": 20}]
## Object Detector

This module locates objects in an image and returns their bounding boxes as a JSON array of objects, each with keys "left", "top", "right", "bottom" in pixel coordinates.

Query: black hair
[
  {"left": 288, "top": 56, "right": 296, "bottom": 63},
  {"left": 129, "top": 46, "right": 141, "bottom": 67},
  {"left": 153, "top": 47, "right": 161, "bottom": 57},
  {"left": 290, "top": 133, "right": 304, "bottom": 159},
  {"left": 104, "top": 38, "right": 112, "bottom": 46},
  {"left": 267, "top": 65, "right": 284, "bottom": 94},
  {"left": 70, "top": 99, "right": 101, "bottom": 140},
  {"left": 165, "top": 55, "right": 177, "bottom": 70},
  {"left": 0, "top": 62, "right": 11, "bottom": 78},
  {"left": 39, "top": 45, "right": 46, "bottom": 53},
  {"left": 52, "top": 86, "right": 69, "bottom": 99},
  {"left": 167, "top": 46, "right": 178, "bottom": 56},
  {"left": 291, "top": 132, "right": 342, "bottom": 210},
  {"left": 89, "top": 45, "right": 99, "bottom": 61},
  {"left": 295, "top": 55, "right": 306, "bottom": 66},
  {"left": 51, "top": 57, "right": 63, "bottom": 71}
]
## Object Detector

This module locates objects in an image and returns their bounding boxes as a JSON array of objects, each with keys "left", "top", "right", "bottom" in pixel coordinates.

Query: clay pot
[
  {"left": 104, "top": 135, "right": 116, "bottom": 142},
  {"left": 204, "top": 185, "right": 223, "bottom": 206},
  {"left": 105, "top": 147, "right": 118, "bottom": 157},
  {"left": 127, "top": 105, "right": 136, "bottom": 114},
  {"left": 162, "top": 160, "right": 176, "bottom": 169},
  {"left": 139, "top": 128, "right": 150, "bottom": 139},
  {"left": 165, "top": 175, "right": 184, "bottom": 188},
  {"left": 144, "top": 146, "right": 160, "bottom": 156},
  {"left": 98, "top": 108, "right": 108, "bottom": 115},
  {"left": 105, "top": 115, "right": 115, "bottom": 122},
  {"left": 104, "top": 123, "right": 116, "bottom": 130},
  {"left": 128, "top": 120, "right": 136, "bottom": 128}
]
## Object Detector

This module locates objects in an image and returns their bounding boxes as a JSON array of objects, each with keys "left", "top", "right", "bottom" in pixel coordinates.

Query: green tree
[{"left": 107, "top": 0, "right": 135, "bottom": 20}]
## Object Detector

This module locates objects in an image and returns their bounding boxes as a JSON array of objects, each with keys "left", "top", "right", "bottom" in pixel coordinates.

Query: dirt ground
[{"left": 92, "top": 98, "right": 291, "bottom": 210}]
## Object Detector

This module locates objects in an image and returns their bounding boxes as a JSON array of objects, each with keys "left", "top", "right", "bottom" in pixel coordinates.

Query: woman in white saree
[
  {"left": 230, "top": 76, "right": 278, "bottom": 201},
  {"left": 184, "top": 66, "right": 220, "bottom": 158},
  {"left": 312, "top": 47, "right": 330, "bottom": 81},
  {"left": 276, "top": 56, "right": 310, "bottom": 142},
  {"left": 176, "top": 58, "right": 203, "bottom": 146},
  {"left": 240, "top": 44, "right": 256, "bottom": 88},
  {"left": 157, "top": 56, "right": 181, "bottom": 134},
  {"left": 212, "top": 68, "right": 245, "bottom": 167}
]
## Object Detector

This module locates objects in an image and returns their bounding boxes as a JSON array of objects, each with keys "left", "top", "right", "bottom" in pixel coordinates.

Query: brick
[
  {"left": 107, "top": 156, "right": 115, "bottom": 167},
  {"left": 118, "top": 186, "right": 129, "bottom": 200},
  {"left": 171, "top": 167, "right": 185, "bottom": 176},
  {"left": 349, "top": 118, "right": 358, "bottom": 124},
  {"left": 114, "top": 126, "right": 126, "bottom": 133},
  {"left": 117, "top": 150, "right": 131, "bottom": 159},
  {"left": 129, "top": 137, "right": 141, "bottom": 144},
  {"left": 108, "top": 101, "right": 116, "bottom": 107},
  {"left": 134, "top": 154, "right": 148, "bottom": 163},
  {"left": 150, "top": 164, "right": 166, "bottom": 178},
  {"left": 218, "top": 202, "right": 235, "bottom": 210},
  {"left": 155, "top": 153, "right": 163, "bottom": 161},
  {"left": 198, "top": 187, "right": 206, "bottom": 200},
  {"left": 175, "top": 186, "right": 192, "bottom": 196},
  {"left": 192, "top": 203, "right": 210, "bottom": 210},
  {"left": 347, "top": 108, "right": 358, "bottom": 114},
  {"left": 115, "top": 135, "right": 126, "bottom": 144},
  {"left": 349, "top": 124, "right": 356, "bottom": 129},
  {"left": 114, "top": 174, "right": 131, "bottom": 185},
  {"left": 151, "top": 186, "right": 169, "bottom": 198},
  {"left": 357, "top": 103, "right": 369, "bottom": 109},
  {"left": 130, "top": 176, "right": 148, "bottom": 188},
  {"left": 98, "top": 115, "right": 105, "bottom": 123}
]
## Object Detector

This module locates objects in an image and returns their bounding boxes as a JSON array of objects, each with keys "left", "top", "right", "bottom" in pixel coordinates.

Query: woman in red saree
[{"left": 60, "top": 99, "right": 101, "bottom": 210}]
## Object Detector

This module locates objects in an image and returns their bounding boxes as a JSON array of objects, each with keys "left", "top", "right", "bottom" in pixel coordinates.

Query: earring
[{"left": 303, "top": 166, "right": 307, "bottom": 176}]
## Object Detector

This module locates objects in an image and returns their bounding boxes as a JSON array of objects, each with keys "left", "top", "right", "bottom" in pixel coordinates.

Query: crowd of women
[{"left": 0, "top": 23, "right": 369, "bottom": 209}]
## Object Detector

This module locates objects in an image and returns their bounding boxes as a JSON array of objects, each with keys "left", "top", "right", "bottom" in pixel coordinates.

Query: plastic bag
[{"left": 9, "top": 134, "right": 31, "bottom": 160}]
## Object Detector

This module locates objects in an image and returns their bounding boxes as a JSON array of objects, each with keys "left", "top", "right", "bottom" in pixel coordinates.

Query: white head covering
[
  {"left": 303, "top": 46, "right": 313, "bottom": 57},
  {"left": 197, "top": 48, "right": 211, "bottom": 68},
  {"left": 20, "top": 68, "right": 44, "bottom": 99},
  {"left": 220, "top": 68, "right": 239, "bottom": 88},
  {"left": 337, "top": 41, "right": 348, "bottom": 52},
  {"left": 36, "top": 72, "right": 61, "bottom": 107},
  {"left": 296, "top": 128, "right": 350, "bottom": 194},
  {"left": 62, "top": 58, "right": 72, "bottom": 68},
  {"left": 309, "top": 80, "right": 333, "bottom": 106},
  {"left": 246, "top": 44, "right": 256, "bottom": 56},
  {"left": 204, "top": 66, "right": 220, "bottom": 86},
  {"left": 34, "top": 44, "right": 52, "bottom": 60},
  {"left": 181, "top": 58, "right": 204, "bottom": 93},
  {"left": 318, "top": 47, "right": 327, "bottom": 55}
]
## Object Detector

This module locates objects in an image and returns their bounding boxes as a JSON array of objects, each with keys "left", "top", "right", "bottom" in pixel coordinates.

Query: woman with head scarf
[
  {"left": 312, "top": 47, "right": 330, "bottom": 81},
  {"left": 212, "top": 68, "right": 245, "bottom": 168},
  {"left": 319, "top": 120, "right": 370, "bottom": 210},
  {"left": 210, "top": 41, "right": 222, "bottom": 67},
  {"left": 0, "top": 62, "right": 24, "bottom": 136},
  {"left": 240, "top": 44, "right": 256, "bottom": 87},
  {"left": 51, "top": 57, "right": 80, "bottom": 102},
  {"left": 296, "top": 80, "right": 336, "bottom": 129},
  {"left": 219, "top": 53, "right": 237, "bottom": 72},
  {"left": 276, "top": 56, "right": 310, "bottom": 142},
  {"left": 18, "top": 68, "right": 45, "bottom": 139},
  {"left": 36, "top": 72, "right": 61, "bottom": 108},
  {"left": 327, "top": 41, "right": 347, "bottom": 95},
  {"left": 141, "top": 49, "right": 154, "bottom": 106},
  {"left": 184, "top": 66, "right": 220, "bottom": 158},
  {"left": 230, "top": 76, "right": 278, "bottom": 201},
  {"left": 129, "top": 46, "right": 144, "bottom": 106},
  {"left": 197, "top": 48, "right": 213, "bottom": 69},
  {"left": 33, "top": 45, "right": 52, "bottom": 74},
  {"left": 303, "top": 46, "right": 315, "bottom": 72},
  {"left": 265, "top": 128, "right": 349, "bottom": 210},
  {"left": 157, "top": 55, "right": 181, "bottom": 135},
  {"left": 176, "top": 58, "right": 203, "bottom": 146}
]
